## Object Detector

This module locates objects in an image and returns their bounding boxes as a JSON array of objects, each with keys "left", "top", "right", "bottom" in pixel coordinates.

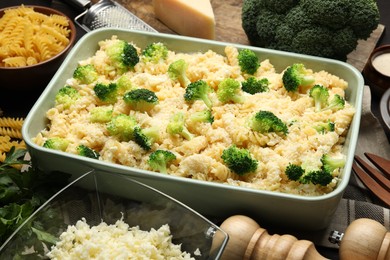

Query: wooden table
[{"left": 123, "top": 0, "right": 385, "bottom": 72}]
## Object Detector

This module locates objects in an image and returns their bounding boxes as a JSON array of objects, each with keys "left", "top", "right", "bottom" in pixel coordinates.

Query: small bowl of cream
[{"left": 363, "top": 45, "right": 390, "bottom": 96}]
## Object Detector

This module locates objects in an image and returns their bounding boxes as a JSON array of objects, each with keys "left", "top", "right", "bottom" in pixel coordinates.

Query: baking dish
[{"left": 22, "top": 28, "right": 364, "bottom": 231}]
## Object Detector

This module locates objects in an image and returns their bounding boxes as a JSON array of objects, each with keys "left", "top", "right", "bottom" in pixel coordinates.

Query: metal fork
[{"left": 352, "top": 153, "right": 390, "bottom": 207}]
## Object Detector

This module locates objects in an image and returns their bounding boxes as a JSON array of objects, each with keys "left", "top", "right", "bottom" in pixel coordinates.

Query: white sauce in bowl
[{"left": 372, "top": 52, "right": 390, "bottom": 77}]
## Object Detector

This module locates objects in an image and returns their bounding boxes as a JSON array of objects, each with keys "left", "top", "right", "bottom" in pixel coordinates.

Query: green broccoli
[
  {"left": 285, "top": 163, "right": 333, "bottom": 186},
  {"left": 106, "top": 114, "right": 138, "bottom": 142},
  {"left": 241, "top": 0, "right": 379, "bottom": 60},
  {"left": 313, "top": 120, "right": 335, "bottom": 134},
  {"left": 190, "top": 109, "right": 214, "bottom": 124},
  {"left": 93, "top": 83, "right": 118, "bottom": 104},
  {"left": 248, "top": 110, "right": 288, "bottom": 135},
  {"left": 106, "top": 40, "right": 139, "bottom": 73},
  {"left": 282, "top": 63, "right": 315, "bottom": 92},
  {"left": 147, "top": 149, "right": 176, "bottom": 173},
  {"left": 309, "top": 85, "right": 329, "bottom": 112},
  {"left": 322, "top": 94, "right": 345, "bottom": 111},
  {"left": 241, "top": 77, "right": 269, "bottom": 94},
  {"left": 116, "top": 75, "right": 134, "bottom": 95},
  {"left": 73, "top": 64, "right": 99, "bottom": 84},
  {"left": 167, "top": 59, "right": 191, "bottom": 87},
  {"left": 184, "top": 80, "right": 213, "bottom": 108},
  {"left": 237, "top": 48, "right": 260, "bottom": 75},
  {"left": 166, "top": 112, "right": 193, "bottom": 140},
  {"left": 123, "top": 88, "right": 159, "bottom": 112},
  {"left": 89, "top": 106, "right": 113, "bottom": 123},
  {"left": 77, "top": 145, "right": 100, "bottom": 159},
  {"left": 55, "top": 85, "right": 80, "bottom": 109},
  {"left": 321, "top": 153, "right": 346, "bottom": 174},
  {"left": 43, "top": 137, "right": 69, "bottom": 151},
  {"left": 141, "top": 42, "right": 168, "bottom": 63},
  {"left": 221, "top": 145, "right": 258, "bottom": 175},
  {"left": 217, "top": 78, "right": 244, "bottom": 104},
  {"left": 133, "top": 126, "right": 160, "bottom": 151}
]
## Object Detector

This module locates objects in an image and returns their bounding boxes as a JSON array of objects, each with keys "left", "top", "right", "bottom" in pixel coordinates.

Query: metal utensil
[{"left": 64, "top": 0, "right": 156, "bottom": 32}]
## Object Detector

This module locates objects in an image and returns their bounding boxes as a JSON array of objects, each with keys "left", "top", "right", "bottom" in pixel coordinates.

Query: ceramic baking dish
[{"left": 22, "top": 28, "right": 364, "bottom": 231}]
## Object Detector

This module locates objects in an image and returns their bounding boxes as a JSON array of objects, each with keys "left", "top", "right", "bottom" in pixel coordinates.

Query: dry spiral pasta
[
  {"left": 0, "top": 117, "right": 26, "bottom": 162},
  {"left": 0, "top": 5, "right": 71, "bottom": 67}
]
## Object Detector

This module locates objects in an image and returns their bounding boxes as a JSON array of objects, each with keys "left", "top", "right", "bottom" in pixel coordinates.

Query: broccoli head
[
  {"left": 166, "top": 112, "right": 193, "bottom": 140},
  {"left": 238, "top": 49, "right": 260, "bottom": 75},
  {"left": 323, "top": 94, "right": 345, "bottom": 111},
  {"left": 141, "top": 42, "right": 168, "bottom": 63},
  {"left": 190, "top": 109, "right": 214, "bottom": 124},
  {"left": 313, "top": 120, "right": 335, "bottom": 134},
  {"left": 133, "top": 126, "right": 160, "bottom": 151},
  {"left": 147, "top": 149, "right": 176, "bottom": 173},
  {"left": 168, "top": 59, "right": 191, "bottom": 87},
  {"left": 248, "top": 110, "right": 288, "bottom": 135},
  {"left": 285, "top": 162, "right": 333, "bottom": 186},
  {"left": 73, "top": 64, "right": 99, "bottom": 84},
  {"left": 116, "top": 75, "right": 134, "bottom": 95},
  {"left": 241, "top": 0, "right": 380, "bottom": 60},
  {"left": 123, "top": 88, "right": 159, "bottom": 112},
  {"left": 309, "top": 85, "right": 329, "bottom": 112},
  {"left": 55, "top": 85, "right": 80, "bottom": 109},
  {"left": 241, "top": 77, "right": 269, "bottom": 94},
  {"left": 217, "top": 78, "right": 244, "bottom": 104},
  {"left": 77, "top": 145, "right": 100, "bottom": 159},
  {"left": 43, "top": 137, "right": 69, "bottom": 151},
  {"left": 106, "top": 40, "right": 139, "bottom": 73},
  {"left": 89, "top": 106, "right": 113, "bottom": 123},
  {"left": 106, "top": 114, "right": 138, "bottom": 142},
  {"left": 321, "top": 153, "right": 346, "bottom": 174},
  {"left": 184, "top": 80, "right": 213, "bottom": 108},
  {"left": 221, "top": 145, "right": 258, "bottom": 175},
  {"left": 285, "top": 163, "right": 305, "bottom": 181},
  {"left": 93, "top": 82, "right": 118, "bottom": 104},
  {"left": 282, "top": 63, "right": 315, "bottom": 92}
]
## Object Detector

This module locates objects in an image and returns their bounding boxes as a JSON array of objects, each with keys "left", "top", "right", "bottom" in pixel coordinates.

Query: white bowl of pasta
[{"left": 0, "top": 5, "right": 76, "bottom": 90}]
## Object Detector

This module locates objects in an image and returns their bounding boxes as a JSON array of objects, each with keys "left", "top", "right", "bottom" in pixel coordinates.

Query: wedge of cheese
[{"left": 153, "top": 0, "right": 216, "bottom": 40}]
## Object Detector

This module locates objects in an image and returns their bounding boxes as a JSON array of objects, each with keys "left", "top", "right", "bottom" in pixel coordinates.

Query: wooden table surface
[{"left": 122, "top": 0, "right": 385, "bottom": 72}]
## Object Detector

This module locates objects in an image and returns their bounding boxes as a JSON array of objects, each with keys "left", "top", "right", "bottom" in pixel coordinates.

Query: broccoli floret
[
  {"left": 349, "top": 0, "right": 380, "bottom": 40},
  {"left": 237, "top": 49, "right": 260, "bottom": 75},
  {"left": 221, "top": 145, "right": 258, "bottom": 175},
  {"left": 123, "top": 88, "right": 159, "bottom": 112},
  {"left": 73, "top": 64, "right": 99, "bottom": 84},
  {"left": 89, "top": 106, "right": 113, "bottom": 123},
  {"left": 285, "top": 163, "right": 305, "bottom": 181},
  {"left": 106, "top": 40, "right": 139, "bottom": 73},
  {"left": 332, "top": 27, "right": 359, "bottom": 60},
  {"left": 190, "top": 109, "right": 214, "bottom": 124},
  {"left": 323, "top": 94, "right": 345, "bottom": 111},
  {"left": 309, "top": 85, "right": 329, "bottom": 112},
  {"left": 43, "top": 137, "right": 69, "bottom": 151},
  {"left": 147, "top": 149, "right": 176, "bottom": 173},
  {"left": 55, "top": 85, "right": 80, "bottom": 109},
  {"left": 217, "top": 78, "right": 244, "bottom": 104},
  {"left": 248, "top": 110, "right": 288, "bottom": 135},
  {"left": 77, "top": 145, "right": 100, "bottom": 159},
  {"left": 255, "top": 9, "right": 284, "bottom": 47},
  {"left": 168, "top": 59, "right": 191, "bottom": 87},
  {"left": 285, "top": 163, "right": 333, "bottom": 186},
  {"left": 141, "top": 42, "right": 168, "bottom": 63},
  {"left": 241, "top": 77, "right": 269, "bottom": 94},
  {"left": 116, "top": 75, "right": 134, "bottom": 95},
  {"left": 242, "top": 0, "right": 266, "bottom": 45},
  {"left": 282, "top": 63, "right": 315, "bottom": 92},
  {"left": 184, "top": 80, "right": 213, "bottom": 108},
  {"left": 313, "top": 120, "right": 335, "bottom": 134},
  {"left": 321, "top": 153, "right": 346, "bottom": 174},
  {"left": 93, "top": 83, "right": 118, "bottom": 104},
  {"left": 133, "top": 126, "right": 160, "bottom": 151},
  {"left": 106, "top": 114, "right": 138, "bottom": 142},
  {"left": 166, "top": 112, "right": 193, "bottom": 140},
  {"left": 263, "top": 0, "right": 299, "bottom": 14}
]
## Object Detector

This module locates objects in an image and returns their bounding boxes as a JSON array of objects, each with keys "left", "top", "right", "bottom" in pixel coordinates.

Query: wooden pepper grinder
[{"left": 216, "top": 215, "right": 390, "bottom": 260}]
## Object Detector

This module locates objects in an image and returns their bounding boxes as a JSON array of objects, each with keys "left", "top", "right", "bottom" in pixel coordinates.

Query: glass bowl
[{"left": 0, "top": 170, "right": 228, "bottom": 259}]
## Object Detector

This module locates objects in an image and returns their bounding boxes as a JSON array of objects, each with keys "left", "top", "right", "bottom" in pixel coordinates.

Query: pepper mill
[{"left": 216, "top": 215, "right": 390, "bottom": 260}]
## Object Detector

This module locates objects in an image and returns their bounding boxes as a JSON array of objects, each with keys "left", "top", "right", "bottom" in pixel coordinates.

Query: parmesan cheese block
[{"left": 153, "top": 0, "right": 216, "bottom": 40}]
